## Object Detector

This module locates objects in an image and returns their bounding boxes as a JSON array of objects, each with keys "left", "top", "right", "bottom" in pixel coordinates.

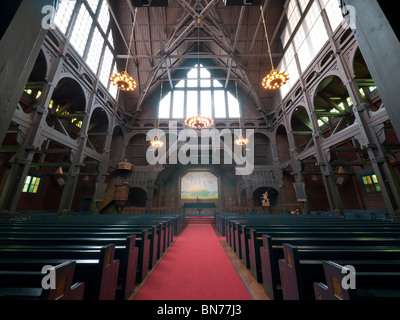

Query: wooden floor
[
  {"left": 212, "top": 223, "right": 269, "bottom": 300},
  {"left": 130, "top": 222, "right": 269, "bottom": 300}
]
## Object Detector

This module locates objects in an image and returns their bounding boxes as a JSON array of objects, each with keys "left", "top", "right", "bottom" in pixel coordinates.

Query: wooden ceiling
[{"left": 107, "top": 0, "right": 287, "bottom": 117}]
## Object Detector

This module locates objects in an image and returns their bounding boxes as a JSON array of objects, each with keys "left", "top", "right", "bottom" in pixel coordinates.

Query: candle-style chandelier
[
  {"left": 260, "top": 5, "right": 289, "bottom": 90},
  {"left": 185, "top": 8, "right": 213, "bottom": 131},
  {"left": 150, "top": 136, "right": 164, "bottom": 148},
  {"left": 110, "top": 8, "right": 138, "bottom": 91},
  {"left": 235, "top": 136, "right": 249, "bottom": 146},
  {"left": 150, "top": 82, "right": 165, "bottom": 148},
  {"left": 234, "top": 81, "right": 249, "bottom": 146},
  {"left": 185, "top": 115, "right": 214, "bottom": 130}
]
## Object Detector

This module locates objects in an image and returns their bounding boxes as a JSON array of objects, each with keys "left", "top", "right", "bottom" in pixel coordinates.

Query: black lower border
[{"left": 3, "top": 300, "right": 399, "bottom": 319}]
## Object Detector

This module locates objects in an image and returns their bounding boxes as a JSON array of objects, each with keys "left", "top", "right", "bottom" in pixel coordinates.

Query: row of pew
[
  {"left": 215, "top": 213, "right": 400, "bottom": 300},
  {"left": 0, "top": 213, "right": 186, "bottom": 300}
]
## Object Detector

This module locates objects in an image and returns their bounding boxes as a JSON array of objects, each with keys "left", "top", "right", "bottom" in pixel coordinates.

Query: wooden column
[
  {"left": 57, "top": 96, "right": 93, "bottom": 216},
  {"left": 321, "top": 3, "right": 400, "bottom": 218},
  {"left": 342, "top": 0, "right": 400, "bottom": 141},
  {"left": 0, "top": 36, "right": 68, "bottom": 214},
  {"left": 0, "top": 0, "right": 53, "bottom": 147}
]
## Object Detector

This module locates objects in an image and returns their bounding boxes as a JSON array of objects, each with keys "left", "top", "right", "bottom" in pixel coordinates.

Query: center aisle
[{"left": 133, "top": 223, "right": 253, "bottom": 300}]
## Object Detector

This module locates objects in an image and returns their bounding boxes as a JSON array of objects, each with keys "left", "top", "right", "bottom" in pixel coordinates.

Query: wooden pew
[
  {"left": 219, "top": 214, "right": 399, "bottom": 274},
  {"left": 314, "top": 261, "right": 400, "bottom": 300},
  {"left": 0, "top": 260, "right": 85, "bottom": 300},
  {"left": 248, "top": 224, "right": 400, "bottom": 280},
  {"left": 0, "top": 213, "right": 183, "bottom": 297},
  {"left": 0, "top": 244, "right": 119, "bottom": 300},
  {"left": 259, "top": 233, "right": 400, "bottom": 300},
  {"left": 278, "top": 243, "right": 400, "bottom": 300},
  {"left": 0, "top": 228, "right": 151, "bottom": 283},
  {"left": 0, "top": 235, "right": 137, "bottom": 300},
  {"left": 0, "top": 223, "right": 160, "bottom": 269}
]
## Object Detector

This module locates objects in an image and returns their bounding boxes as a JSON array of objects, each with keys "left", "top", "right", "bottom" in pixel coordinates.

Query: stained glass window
[{"left": 22, "top": 175, "right": 42, "bottom": 194}]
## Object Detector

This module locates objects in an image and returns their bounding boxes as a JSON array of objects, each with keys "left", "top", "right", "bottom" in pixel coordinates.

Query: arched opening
[
  {"left": 110, "top": 126, "right": 124, "bottom": 164},
  {"left": 46, "top": 77, "right": 86, "bottom": 140},
  {"left": 276, "top": 125, "right": 291, "bottom": 163},
  {"left": 254, "top": 133, "right": 273, "bottom": 166},
  {"left": 253, "top": 187, "right": 279, "bottom": 208},
  {"left": 353, "top": 48, "right": 381, "bottom": 112},
  {"left": 313, "top": 75, "right": 355, "bottom": 138},
  {"left": 20, "top": 50, "right": 48, "bottom": 114},
  {"left": 128, "top": 187, "right": 147, "bottom": 207},
  {"left": 290, "top": 106, "right": 313, "bottom": 153},
  {"left": 87, "top": 108, "right": 109, "bottom": 154},
  {"left": 126, "top": 134, "right": 148, "bottom": 166}
]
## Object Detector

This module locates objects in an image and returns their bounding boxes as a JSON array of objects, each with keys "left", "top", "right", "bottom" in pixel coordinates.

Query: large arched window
[
  {"left": 158, "top": 64, "right": 241, "bottom": 120},
  {"left": 54, "top": 0, "right": 118, "bottom": 98}
]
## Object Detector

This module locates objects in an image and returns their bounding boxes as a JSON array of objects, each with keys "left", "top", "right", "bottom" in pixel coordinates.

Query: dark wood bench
[
  {"left": 0, "top": 235, "right": 137, "bottom": 300},
  {"left": 278, "top": 243, "right": 400, "bottom": 300},
  {"left": 247, "top": 224, "right": 400, "bottom": 280},
  {"left": 314, "top": 260, "right": 400, "bottom": 300},
  {"left": 225, "top": 217, "right": 399, "bottom": 265},
  {"left": 0, "top": 233, "right": 149, "bottom": 285},
  {"left": 259, "top": 234, "right": 400, "bottom": 300},
  {"left": 22, "top": 214, "right": 178, "bottom": 245},
  {"left": 0, "top": 244, "right": 119, "bottom": 300},
  {"left": 0, "top": 228, "right": 151, "bottom": 283},
  {"left": 0, "top": 260, "right": 85, "bottom": 300},
  {"left": 0, "top": 223, "right": 160, "bottom": 270}
]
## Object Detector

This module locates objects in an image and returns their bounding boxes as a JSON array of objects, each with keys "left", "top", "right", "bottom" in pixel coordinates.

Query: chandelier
[
  {"left": 110, "top": 8, "right": 138, "bottom": 91},
  {"left": 235, "top": 135, "right": 249, "bottom": 146},
  {"left": 233, "top": 81, "right": 249, "bottom": 146},
  {"left": 110, "top": 71, "right": 137, "bottom": 91},
  {"left": 262, "top": 69, "right": 289, "bottom": 90},
  {"left": 150, "top": 83, "right": 165, "bottom": 148},
  {"left": 260, "top": 5, "right": 289, "bottom": 90},
  {"left": 150, "top": 135, "right": 164, "bottom": 148},
  {"left": 185, "top": 115, "right": 214, "bottom": 130}
]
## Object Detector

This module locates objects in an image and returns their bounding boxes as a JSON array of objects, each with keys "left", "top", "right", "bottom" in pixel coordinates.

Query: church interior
[{"left": 1, "top": 0, "right": 400, "bottom": 304}]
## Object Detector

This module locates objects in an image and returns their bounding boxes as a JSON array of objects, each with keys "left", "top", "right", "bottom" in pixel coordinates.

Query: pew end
[
  {"left": 279, "top": 243, "right": 301, "bottom": 300},
  {"left": 98, "top": 244, "right": 120, "bottom": 300},
  {"left": 314, "top": 261, "right": 400, "bottom": 300},
  {"left": 0, "top": 261, "right": 85, "bottom": 300},
  {"left": 313, "top": 261, "right": 349, "bottom": 300},
  {"left": 260, "top": 235, "right": 282, "bottom": 300}
]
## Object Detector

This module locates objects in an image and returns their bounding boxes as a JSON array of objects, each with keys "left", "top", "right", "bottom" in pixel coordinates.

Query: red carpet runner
[{"left": 134, "top": 224, "right": 253, "bottom": 300}]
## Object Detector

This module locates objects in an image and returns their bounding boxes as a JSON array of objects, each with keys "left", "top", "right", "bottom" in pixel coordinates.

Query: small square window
[
  {"left": 360, "top": 172, "right": 381, "bottom": 194},
  {"left": 22, "top": 175, "right": 42, "bottom": 194}
]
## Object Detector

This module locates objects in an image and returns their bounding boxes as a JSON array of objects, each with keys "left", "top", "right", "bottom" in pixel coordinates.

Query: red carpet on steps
[{"left": 133, "top": 224, "right": 253, "bottom": 300}]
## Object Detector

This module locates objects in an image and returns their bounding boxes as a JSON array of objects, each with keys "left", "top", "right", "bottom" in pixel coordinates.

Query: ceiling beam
[
  {"left": 117, "top": 53, "right": 282, "bottom": 59},
  {"left": 225, "top": 5, "right": 245, "bottom": 88}
]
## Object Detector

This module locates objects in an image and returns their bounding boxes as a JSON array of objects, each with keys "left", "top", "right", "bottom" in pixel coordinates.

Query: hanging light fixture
[
  {"left": 260, "top": 5, "right": 289, "bottom": 90},
  {"left": 185, "top": 7, "right": 213, "bottom": 130},
  {"left": 234, "top": 81, "right": 249, "bottom": 146},
  {"left": 110, "top": 8, "right": 138, "bottom": 92},
  {"left": 150, "top": 83, "right": 165, "bottom": 148},
  {"left": 150, "top": 136, "right": 164, "bottom": 148},
  {"left": 338, "top": 166, "right": 346, "bottom": 174},
  {"left": 185, "top": 115, "right": 214, "bottom": 130}
]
